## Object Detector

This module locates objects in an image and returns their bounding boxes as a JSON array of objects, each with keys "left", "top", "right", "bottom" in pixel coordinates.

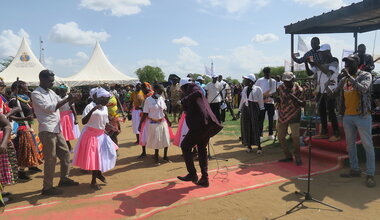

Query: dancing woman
[
  {"left": 9, "top": 81, "right": 43, "bottom": 178},
  {"left": 73, "top": 88, "right": 118, "bottom": 190}
]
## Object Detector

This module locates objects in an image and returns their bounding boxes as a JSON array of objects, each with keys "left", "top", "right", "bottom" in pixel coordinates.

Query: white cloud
[
  {"left": 75, "top": 51, "right": 89, "bottom": 60},
  {"left": 197, "top": 0, "right": 270, "bottom": 15},
  {"left": 80, "top": 0, "right": 151, "bottom": 16},
  {"left": 49, "top": 22, "right": 110, "bottom": 46},
  {"left": 45, "top": 51, "right": 89, "bottom": 77},
  {"left": 252, "top": 33, "right": 279, "bottom": 43},
  {"left": 0, "top": 29, "right": 30, "bottom": 58},
  {"left": 172, "top": 37, "right": 199, "bottom": 47},
  {"left": 292, "top": 0, "right": 346, "bottom": 9}
]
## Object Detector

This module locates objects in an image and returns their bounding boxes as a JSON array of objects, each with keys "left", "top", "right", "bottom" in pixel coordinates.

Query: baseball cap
[
  {"left": 179, "top": 77, "right": 192, "bottom": 87},
  {"left": 282, "top": 72, "right": 295, "bottom": 81},
  {"left": 342, "top": 54, "right": 360, "bottom": 63},
  {"left": 242, "top": 74, "right": 256, "bottom": 82}
]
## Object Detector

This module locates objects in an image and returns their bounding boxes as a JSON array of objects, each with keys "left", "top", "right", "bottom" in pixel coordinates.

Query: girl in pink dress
[{"left": 72, "top": 88, "right": 118, "bottom": 190}]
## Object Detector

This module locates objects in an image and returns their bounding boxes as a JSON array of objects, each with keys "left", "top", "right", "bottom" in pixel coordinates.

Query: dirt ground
[{"left": 3, "top": 119, "right": 380, "bottom": 220}]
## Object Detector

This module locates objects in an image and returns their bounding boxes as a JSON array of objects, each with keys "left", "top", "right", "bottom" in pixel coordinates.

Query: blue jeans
[{"left": 343, "top": 115, "right": 376, "bottom": 176}]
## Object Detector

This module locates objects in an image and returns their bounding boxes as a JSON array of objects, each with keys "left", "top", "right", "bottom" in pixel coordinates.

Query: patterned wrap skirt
[
  {"left": 0, "top": 141, "right": 19, "bottom": 185},
  {"left": 13, "top": 127, "right": 43, "bottom": 168}
]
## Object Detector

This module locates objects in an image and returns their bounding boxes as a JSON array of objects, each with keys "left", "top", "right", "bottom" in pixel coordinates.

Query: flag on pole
[
  {"left": 204, "top": 65, "right": 212, "bottom": 77},
  {"left": 298, "top": 36, "right": 309, "bottom": 53}
]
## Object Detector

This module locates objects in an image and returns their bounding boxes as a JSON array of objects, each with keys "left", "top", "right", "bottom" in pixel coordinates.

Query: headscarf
[
  {"left": 96, "top": 88, "right": 111, "bottom": 98},
  {"left": 89, "top": 87, "right": 99, "bottom": 99},
  {"left": 143, "top": 82, "right": 154, "bottom": 98}
]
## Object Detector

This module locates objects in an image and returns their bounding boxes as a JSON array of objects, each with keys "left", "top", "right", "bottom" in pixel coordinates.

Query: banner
[{"left": 284, "top": 60, "right": 305, "bottom": 72}]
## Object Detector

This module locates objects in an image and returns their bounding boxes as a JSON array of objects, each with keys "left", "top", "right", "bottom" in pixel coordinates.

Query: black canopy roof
[{"left": 285, "top": 0, "right": 380, "bottom": 34}]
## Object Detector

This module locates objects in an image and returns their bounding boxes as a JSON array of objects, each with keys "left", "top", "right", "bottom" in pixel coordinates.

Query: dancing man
[
  {"left": 276, "top": 72, "right": 305, "bottom": 166},
  {"left": 31, "top": 70, "right": 80, "bottom": 196},
  {"left": 177, "top": 78, "right": 223, "bottom": 187}
]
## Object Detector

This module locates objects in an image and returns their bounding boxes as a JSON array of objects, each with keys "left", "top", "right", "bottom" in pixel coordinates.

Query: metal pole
[
  {"left": 291, "top": 34, "right": 294, "bottom": 72},
  {"left": 354, "top": 32, "right": 358, "bottom": 53}
]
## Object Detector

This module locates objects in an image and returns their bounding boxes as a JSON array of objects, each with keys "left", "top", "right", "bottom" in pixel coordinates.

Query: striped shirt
[{"left": 277, "top": 83, "right": 305, "bottom": 124}]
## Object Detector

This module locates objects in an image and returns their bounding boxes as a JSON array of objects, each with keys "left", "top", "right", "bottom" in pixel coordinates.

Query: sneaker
[
  {"left": 278, "top": 157, "right": 293, "bottom": 162},
  {"left": 328, "top": 135, "right": 341, "bottom": 142},
  {"left": 246, "top": 148, "right": 253, "bottom": 153},
  {"left": 58, "top": 178, "right": 79, "bottom": 187},
  {"left": 163, "top": 156, "right": 171, "bottom": 162},
  {"left": 256, "top": 149, "right": 263, "bottom": 155},
  {"left": 177, "top": 174, "right": 198, "bottom": 183},
  {"left": 41, "top": 187, "right": 63, "bottom": 196},
  {"left": 196, "top": 176, "right": 209, "bottom": 187},
  {"left": 313, "top": 134, "right": 329, "bottom": 139},
  {"left": 268, "top": 135, "right": 275, "bottom": 140},
  {"left": 366, "top": 175, "right": 376, "bottom": 188},
  {"left": 340, "top": 169, "right": 361, "bottom": 178}
]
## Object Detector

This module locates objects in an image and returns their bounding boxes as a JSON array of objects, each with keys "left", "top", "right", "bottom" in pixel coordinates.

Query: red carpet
[{"left": 3, "top": 150, "right": 347, "bottom": 220}]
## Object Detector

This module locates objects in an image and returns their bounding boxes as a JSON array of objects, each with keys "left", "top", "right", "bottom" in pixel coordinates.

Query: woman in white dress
[
  {"left": 138, "top": 84, "right": 172, "bottom": 165},
  {"left": 72, "top": 88, "right": 118, "bottom": 190}
]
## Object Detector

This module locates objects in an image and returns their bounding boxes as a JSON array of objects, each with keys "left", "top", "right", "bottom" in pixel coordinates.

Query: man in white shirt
[
  {"left": 256, "top": 67, "right": 277, "bottom": 140},
  {"left": 31, "top": 70, "right": 80, "bottom": 196},
  {"left": 305, "top": 44, "right": 340, "bottom": 142},
  {"left": 218, "top": 75, "right": 237, "bottom": 122},
  {"left": 205, "top": 76, "right": 223, "bottom": 123}
]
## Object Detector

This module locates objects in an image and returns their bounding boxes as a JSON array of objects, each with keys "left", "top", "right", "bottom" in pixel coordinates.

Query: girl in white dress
[{"left": 138, "top": 84, "right": 172, "bottom": 165}]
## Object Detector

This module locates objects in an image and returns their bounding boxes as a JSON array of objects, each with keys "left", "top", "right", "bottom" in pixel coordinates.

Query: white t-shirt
[
  {"left": 82, "top": 102, "right": 109, "bottom": 130},
  {"left": 255, "top": 77, "right": 277, "bottom": 104},
  {"left": 143, "top": 96, "right": 167, "bottom": 120},
  {"left": 312, "top": 61, "right": 339, "bottom": 93},
  {"left": 205, "top": 82, "right": 223, "bottom": 103}
]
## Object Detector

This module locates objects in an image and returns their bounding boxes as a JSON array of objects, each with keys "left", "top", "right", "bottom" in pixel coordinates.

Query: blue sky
[{"left": 1, "top": 0, "right": 378, "bottom": 80}]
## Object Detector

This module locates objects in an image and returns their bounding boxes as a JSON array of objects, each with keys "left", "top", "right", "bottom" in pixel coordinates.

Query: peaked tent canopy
[
  {"left": 63, "top": 42, "right": 137, "bottom": 87},
  {"left": 0, "top": 37, "right": 50, "bottom": 86}
]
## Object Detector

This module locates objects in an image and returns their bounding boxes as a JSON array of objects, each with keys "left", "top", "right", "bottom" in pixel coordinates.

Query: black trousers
[
  {"left": 318, "top": 93, "right": 339, "bottom": 136},
  {"left": 221, "top": 101, "right": 236, "bottom": 122},
  {"left": 181, "top": 131, "right": 209, "bottom": 177},
  {"left": 259, "top": 103, "right": 275, "bottom": 136},
  {"left": 209, "top": 102, "right": 221, "bottom": 123}
]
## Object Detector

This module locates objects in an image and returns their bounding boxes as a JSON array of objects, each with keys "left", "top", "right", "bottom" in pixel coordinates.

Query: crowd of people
[{"left": 0, "top": 37, "right": 378, "bottom": 211}]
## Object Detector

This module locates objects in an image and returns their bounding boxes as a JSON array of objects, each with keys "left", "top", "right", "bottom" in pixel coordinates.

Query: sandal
[{"left": 90, "top": 184, "right": 102, "bottom": 190}]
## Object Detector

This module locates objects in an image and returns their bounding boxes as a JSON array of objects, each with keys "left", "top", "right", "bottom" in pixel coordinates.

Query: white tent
[
  {"left": 0, "top": 37, "right": 49, "bottom": 86},
  {"left": 63, "top": 42, "right": 137, "bottom": 87}
]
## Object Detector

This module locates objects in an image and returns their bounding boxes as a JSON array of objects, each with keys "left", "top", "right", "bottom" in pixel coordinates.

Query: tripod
[{"left": 286, "top": 78, "right": 342, "bottom": 214}]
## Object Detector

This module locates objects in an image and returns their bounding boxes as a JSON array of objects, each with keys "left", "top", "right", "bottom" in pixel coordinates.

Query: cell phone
[{"left": 293, "top": 52, "right": 300, "bottom": 57}]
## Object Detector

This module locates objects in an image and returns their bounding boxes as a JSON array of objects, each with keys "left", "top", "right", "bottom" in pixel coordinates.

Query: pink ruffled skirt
[
  {"left": 60, "top": 110, "right": 80, "bottom": 141},
  {"left": 72, "top": 126, "right": 119, "bottom": 172}
]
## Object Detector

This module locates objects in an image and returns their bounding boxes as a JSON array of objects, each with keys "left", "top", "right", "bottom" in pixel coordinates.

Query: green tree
[
  {"left": 257, "top": 66, "right": 309, "bottom": 79},
  {"left": 0, "top": 56, "right": 14, "bottom": 71},
  {"left": 135, "top": 65, "right": 165, "bottom": 84},
  {"left": 225, "top": 76, "right": 240, "bottom": 85}
]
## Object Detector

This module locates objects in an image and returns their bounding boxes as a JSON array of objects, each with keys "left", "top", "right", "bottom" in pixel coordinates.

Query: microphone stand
[{"left": 286, "top": 76, "right": 342, "bottom": 214}]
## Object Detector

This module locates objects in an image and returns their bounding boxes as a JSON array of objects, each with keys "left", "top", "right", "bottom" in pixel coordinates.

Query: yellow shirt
[
  {"left": 344, "top": 78, "right": 360, "bottom": 115},
  {"left": 131, "top": 91, "right": 145, "bottom": 108}
]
